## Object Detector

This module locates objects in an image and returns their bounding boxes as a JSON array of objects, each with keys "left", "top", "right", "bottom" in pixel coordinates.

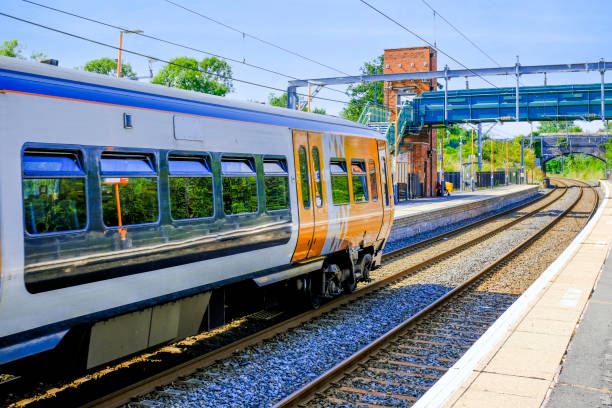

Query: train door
[
  {"left": 377, "top": 140, "right": 394, "bottom": 241},
  {"left": 292, "top": 131, "right": 315, "bottom": 262},
  {"left": 306, "top": 132, "right": 328, "bottom": 259}
]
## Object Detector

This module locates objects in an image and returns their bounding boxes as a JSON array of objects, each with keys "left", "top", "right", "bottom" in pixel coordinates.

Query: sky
[{"left": 1, "top": 0, "right": 610, "bottom": 138}]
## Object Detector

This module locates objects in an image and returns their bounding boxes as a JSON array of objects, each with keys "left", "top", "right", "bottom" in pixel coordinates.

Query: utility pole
[
  {"left": 471, "top": 130, "right": 475, "bottom": 191},
  {"left": 521, "top": 138, "right": 525, "bottom": 184},
  {"left": 459, "top": 133, "right": 463, "bottom": 191},
  {"left": 117, "top": 29, "right": 143, "bottom": 78},
  {"left": 505, "top": 140, "right": 509, "bottom": 185},
  {"left": 490, "top": 138, "right": 494, "bottom": 189},
  {"left": 440, "top": 128, "right": 445, "bottom": 195},
  {"left": 477, "top": 123, "right": 483, "bottom": 171}
]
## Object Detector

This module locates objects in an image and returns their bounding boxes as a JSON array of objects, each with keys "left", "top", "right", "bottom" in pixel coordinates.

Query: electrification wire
[
  {"left": 163, "top": 0, "right": 352, "bottom": 77},
  {"left": 358, "top": 0, "right": 499, "bottom": 89},
  {"left": 420, "top": 0, "right": 501, "bottom": 68},
  {"left": 20, "top": 0, "right": 349, "bottom": 98},
  {"left": 0, "top": 12, "right": 350, "bottom": 105}
]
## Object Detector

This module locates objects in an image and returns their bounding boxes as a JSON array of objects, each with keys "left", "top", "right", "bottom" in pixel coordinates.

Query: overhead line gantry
[{"left": 287, "top": 59, "right": 612, "bottom": 125}]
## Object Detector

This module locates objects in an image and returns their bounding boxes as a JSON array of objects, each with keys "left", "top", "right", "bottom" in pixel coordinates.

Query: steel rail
[
  {"left": 80, "top": 185, "right": 567, "bottom": 408},
  {"left": 273, "top": 181, "right": 594, "bottom": 407},
  {"left": 381, "top": 186, "right": 555, "bottom": 262}
]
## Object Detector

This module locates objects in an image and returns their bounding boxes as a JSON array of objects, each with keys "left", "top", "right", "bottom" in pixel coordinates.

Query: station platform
[
  {"left": 412, "top": 180, "right": 612, "bottom": 408},
  {"left": 390, "top": 184, "right": 540, "bottom": 243}
]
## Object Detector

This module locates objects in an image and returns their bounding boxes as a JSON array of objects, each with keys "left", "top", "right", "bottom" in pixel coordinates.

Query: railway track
[
  {"left": 3, "top": 180, "right": 586, "bottom": 408},
  {"left": 274, "top": 178, "right": 599, "bottom": 407}
]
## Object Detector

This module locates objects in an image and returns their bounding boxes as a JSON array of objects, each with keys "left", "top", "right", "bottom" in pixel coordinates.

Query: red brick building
[{"left": 383, "top": 46, "right": 439, "bottom": 197}]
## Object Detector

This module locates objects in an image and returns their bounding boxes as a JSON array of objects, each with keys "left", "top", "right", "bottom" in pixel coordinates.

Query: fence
[
  {"left": 443, "top": 169, "right": 521, "bottom": 190},
  {"left": 396, "top": 174, "right": 421, "bottom": 201}
]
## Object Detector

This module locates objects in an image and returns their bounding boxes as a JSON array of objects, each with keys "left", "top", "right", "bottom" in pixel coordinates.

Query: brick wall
[
  {"left": 384, "top": 46, "right": 438, "bottom": 197},
  {"left": 383, "top": 46, "right": 437, "bottom": 122}
]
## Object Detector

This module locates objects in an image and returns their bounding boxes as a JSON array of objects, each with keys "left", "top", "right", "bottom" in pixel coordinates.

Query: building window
[
  {"left": 311, "top": 147, "right": 324, "bottom": 207},
  {"left": 23, "top": 150, "right": 87, "bottom": 234},
  {"left": 100, "top": 153, "right": 159, "bottom": 226},
  {"left": 298, "top": 146, "right": 310, "bottom": 209},
  {"left": 221, "top": 157, "right": 258, "bottom": 215},
  {"left": 330, "top": 159, "right": 349, "bottom": 204},
  {"left": 351, "top": 160, "right": 368, "bottom": 203},
  {"left": 369, "top": 159, "right": 378, "bottom": 202},
  {"left": 263, "top": 159, "right": 289, "bottom": 211},
  {"left": 168, "top": 156, "right": 213, "bottom": 220}
]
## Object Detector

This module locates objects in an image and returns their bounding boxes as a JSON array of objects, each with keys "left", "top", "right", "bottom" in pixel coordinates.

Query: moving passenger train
[{"left": 0, "top": 56, "right": 394, "bottom": 370}]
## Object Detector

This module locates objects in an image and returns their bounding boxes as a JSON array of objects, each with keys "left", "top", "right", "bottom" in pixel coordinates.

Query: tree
[
  {"left": 0, "top": 40, "right": 22, "bottom": 58},
  {"left": 536, "top": 121, "right": 582, "bottom": 134},
  {"left": 341, "top": 55, "right": 384, "bottom": 122},
  {"left": 268, "top": 92, "right": 326, "bottom": 115},
  {"left": 1, "top": 40, "right": 46, "bottom": 60},
  {"left": 152, "top": 56, "right": 232, "bottom": 96},
  {"left": 83, "top": 57, "right": 136, "bottom": 78}
]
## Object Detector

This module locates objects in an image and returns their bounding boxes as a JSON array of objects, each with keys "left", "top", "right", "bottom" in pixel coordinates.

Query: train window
[
  {"left": 330, "top": 159, "right": 349, "bottom": 204},
  {"left": 311, "top": 147, "right": 323, "bottom": 207},
  {"left": 369, "top": 159, "right": 378, "bottom": 201},
  {"left": 100, "top": 153, "right": 159, "bottom": 226},
  {"left": 351, "top": 160, "right": 368, "bottom": 203},
  {"left": 168, "top": 156, "right": 213, "bottom": 220},
  {"left": 298, "top": 146, "right": 310, "bottom": 209},
  {"left": 221, "top": 157, "right": 258, "bottom": 215},
  {"left": 23, "top": 150, "right": 87, "bottom": 234},
  {"left": 264, "top": 159, "right": 289, "bottom": 211}
]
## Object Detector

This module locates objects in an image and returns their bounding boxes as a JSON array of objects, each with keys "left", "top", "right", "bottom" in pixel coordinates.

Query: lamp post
[{"left": 117, "top": 29, "right": 143, "bottom": 78}]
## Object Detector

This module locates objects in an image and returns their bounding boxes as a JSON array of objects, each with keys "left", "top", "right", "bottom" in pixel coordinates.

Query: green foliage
[
  {"left": 536, "top": 121, "right": 582, "bottom": 134},
  {"left": 545, "top": 155, "right": 605, "bottom": 179},
  {"left": 222, "top": 177, "right": 258, "bottom": 214},
  {"left": 169, "top": 177, "right": 213, "bottom": 219},
  {"left": 269, "top": 92, "right": 287, "bottom": 108},
  {"left": 83, "top": 57, "right": 136, "bottom": 78},
  {"left": 23, "top": 178, "right": 87, "bottom": 234},
  {"left": 1, "top": 40, "right": 46, "bottom": 60},
  {"left": 1, "top": 40, "right": 22, "bottom": 58},
  {"left": 331, "top": 175, "right": 350, "bottom": 204},
  {"left": 101, "top": 178, "right": 159, "bottom": 226},
  {"left": 352, "top": 175, "right": 367, "bottom": 202},
  {"left": 341, "top": 55, "right": 384, "bottom": 122},
  {"left": 268, "top": 92, "right": 326, "bottom": 114},
  {"left": 264, "top": 176, "right": 289, "bottom": 210},
  {"left": 152, "top": 56, "right": 233, "bottom": 96},
  {"left": 440, "top": 125, "right": 535, "bottom": 173}
]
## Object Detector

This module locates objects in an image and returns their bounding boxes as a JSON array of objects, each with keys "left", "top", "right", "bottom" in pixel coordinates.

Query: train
[{"left": 0, "top": 56, "right": 394, "bottom": 371}]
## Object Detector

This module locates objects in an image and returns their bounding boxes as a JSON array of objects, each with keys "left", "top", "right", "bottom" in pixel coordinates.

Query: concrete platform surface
[
  {"left": 389, "top": 184, "right": 539, "bottom": 243},
  {"left": 410, "top": 180, "right": 612, "bottom": 408},
  {"left": 394, "top": 184, "right": 538, "bottom": 219}
]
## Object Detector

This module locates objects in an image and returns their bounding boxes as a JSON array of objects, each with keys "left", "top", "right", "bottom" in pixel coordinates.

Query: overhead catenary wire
[
  {"left": 420, "top": 0, "right": 501, "bottom": 68},
  {"left": 20, "top": 0, "right": 350, "bottom": 98},
  {"left": 358, "top": 0, "right": 499, "bottom": 89},
  {"left": 0, "top": 12, "right": 350, "bottom": 105},
  {"left": 164, "top": 0, "right": 352, "bottom": 77}
]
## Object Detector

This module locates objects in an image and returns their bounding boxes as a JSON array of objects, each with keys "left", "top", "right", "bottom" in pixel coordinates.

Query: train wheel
[{"left": 342, "top": 268, "right": 357, "bottom": 294}]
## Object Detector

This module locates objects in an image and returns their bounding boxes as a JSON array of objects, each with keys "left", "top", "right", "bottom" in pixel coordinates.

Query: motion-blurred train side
[{"left": 0, "top": 56, "right": 394, "bottom": 369}]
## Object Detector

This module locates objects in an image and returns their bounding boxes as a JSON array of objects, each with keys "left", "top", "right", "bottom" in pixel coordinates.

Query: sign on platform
[{"left": 103, "top": 178, "right": 129, "bottom": 184}]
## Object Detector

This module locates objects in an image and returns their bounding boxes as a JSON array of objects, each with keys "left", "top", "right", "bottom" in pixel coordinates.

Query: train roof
[{"left": 0, "top": 56, "right": 384, "bottom": 139}]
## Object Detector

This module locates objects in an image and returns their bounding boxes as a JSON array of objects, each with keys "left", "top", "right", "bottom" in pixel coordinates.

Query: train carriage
[{"left": 0, "top": 56, "right": 394, "bottom": 369}]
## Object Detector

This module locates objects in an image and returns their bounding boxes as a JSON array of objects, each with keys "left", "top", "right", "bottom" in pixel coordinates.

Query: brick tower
[{"left": 383, "top": 46, "right": 438, "bottom": 198}]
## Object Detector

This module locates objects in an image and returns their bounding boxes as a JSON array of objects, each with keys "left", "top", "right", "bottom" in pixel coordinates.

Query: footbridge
[
  {"left": 539, "top": 132, "right": 610, "bottom": 165},
  {"left": 361, "top": 83, "right": 612, "bottom": 150},
  {"left": 287, "top": 60, "right": 612, "bottom": 152}
]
